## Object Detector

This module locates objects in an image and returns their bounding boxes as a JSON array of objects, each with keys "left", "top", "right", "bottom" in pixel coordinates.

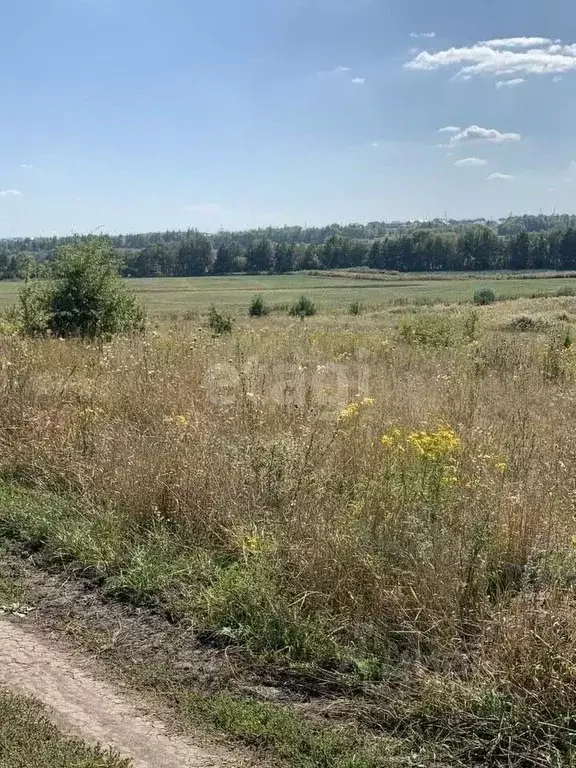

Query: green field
[{"left": 2, "top": 272, "right": 576, "bottom": 315}]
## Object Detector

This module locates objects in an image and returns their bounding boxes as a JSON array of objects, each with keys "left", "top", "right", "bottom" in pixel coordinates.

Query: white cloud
[
  {"left": 317, "top": 65, "right": 351, "bottom": 76},
  {"left": 449, "top": 125, "right": 521, "bottom": 144},
  {"left": 410, "top": 32, "right": 436, "bottom": 39},
  {"left": 20, "top": 164, "right": 33, "bottom": 170},
  {"left": 438, "top": 125, "right": 461, "bottom": 133},
  {"left": 351, "top": 77, "right": 365, "bottom": 84},
  {"left": 553, "top": 75, "right": 563, "bottom": 82},
  {"left": 405, "top": 37, "right": 576, "bottom": 82},
  {"left": 454, "top": 157, "right": 487, "bottom": 167},
  {"left": 487, "top": 172, "right": 516, "bottom": 180},
  {"left": 480, "top": 37, "right": 557, "bottom": 49},
  {"left": 0, "top": 189, "right": 22, "bottom": 197},
  {"left": 496, "top": 77, "right": 526, "bottom": 88},
  {"left": 371, "top": 142, "right": 379, "bottom": 147}
]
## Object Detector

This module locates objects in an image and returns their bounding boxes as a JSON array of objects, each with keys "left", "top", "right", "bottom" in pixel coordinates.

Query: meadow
[
  {"left": 2, "top": 276, "right": 576, "bottom": 765},
  {"left": 1, "top": 270, "right": 576, "bottom": 315}
]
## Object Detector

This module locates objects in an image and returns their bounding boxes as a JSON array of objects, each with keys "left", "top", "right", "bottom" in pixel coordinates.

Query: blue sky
[{"left": 1, "top": 0, "right": 576, "bottom": 236}]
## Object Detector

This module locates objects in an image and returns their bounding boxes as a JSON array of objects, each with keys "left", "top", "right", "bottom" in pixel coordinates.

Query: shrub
[
  {"left": 348, "top": 301, "right": 363, "bottom": 316},
  {"left": 289, "top": 295, "right": 316, "bottom": 319},
  {"left": 505, "top": 315, "right": 547, "bottom": 333},
  {"left": 208, "top": 305, "right": 233, "bottom": 335},
  {"left": 18, "top": 239, "right": 144, "bottom": 339},
  {"left": 473, "top": 287, "right": 496, "bottom": 306},
  {"left": 248, "top": 295, "right": 269, "bottom": 317}
]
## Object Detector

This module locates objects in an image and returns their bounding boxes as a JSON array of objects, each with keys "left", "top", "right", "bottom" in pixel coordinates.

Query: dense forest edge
[{"left": 3, "top": 212, "right": 576, "bottom": 279}]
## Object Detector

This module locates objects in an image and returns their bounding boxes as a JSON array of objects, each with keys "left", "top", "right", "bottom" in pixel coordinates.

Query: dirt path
[{"left": 0, "top": 618, "right": 242, "bottom": 768}]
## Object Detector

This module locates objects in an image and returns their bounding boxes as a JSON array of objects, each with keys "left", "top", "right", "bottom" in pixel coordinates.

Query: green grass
[
  {"left": 1, "top": 272, "right": 576, "bottom": 316},
  {"left": 0, "top": 689, "right": 130, "bottom": 768},
  {"left": 180, "top": 693, "right": 404, "bottom": 768}
]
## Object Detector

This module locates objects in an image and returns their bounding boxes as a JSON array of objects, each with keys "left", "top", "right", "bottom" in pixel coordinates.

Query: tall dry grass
[{"left": 1, "top": 304, "right": 576, "bottom": 760}]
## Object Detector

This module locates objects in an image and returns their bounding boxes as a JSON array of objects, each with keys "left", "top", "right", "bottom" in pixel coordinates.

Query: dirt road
[{"left": 0, "top": 618, "right": 241, "bottom": 768}]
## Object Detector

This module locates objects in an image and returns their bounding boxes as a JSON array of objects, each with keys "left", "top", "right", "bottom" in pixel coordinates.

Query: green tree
[
  {"left": 273, "top": 243, "right": 295, "bottom": 273},
  {"left": 213, "top": 240, "right": 242, "bottom": 274},
  {"left": 508, "top": 232, "right": 531, "bottom": 270},
  {"left": 246, "top": 238, "right": 274, "bottom": 273},
  {"left": 129, "top": 243, "right": 173, "bottom": 277},
  {"left": 176, "top": 232, "right": 213, "bottom": 275},
  {"left": 18, "top": 238, "right": 144, "bottom": 339},
  {"left": 560, "top": 228, "right": 576, "bottom": 270}
]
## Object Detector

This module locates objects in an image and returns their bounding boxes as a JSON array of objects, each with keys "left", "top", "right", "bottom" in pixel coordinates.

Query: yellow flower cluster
[
  {"left": 339, "top": 397, "right": 375, "bottom": 422},
  {"left": 406, "top": 425, "right": 460, "bottom": 460},
  {"left": 164, "top": 414, "right": 189, "bottom": 427},
  {"left": 381, "top": 424, "right": 461, "bottom": 461}
]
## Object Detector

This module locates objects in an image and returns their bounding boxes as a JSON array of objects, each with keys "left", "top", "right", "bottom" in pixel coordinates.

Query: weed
[{"left": 208, "top": 305, "right": 233, "bottom": 335}]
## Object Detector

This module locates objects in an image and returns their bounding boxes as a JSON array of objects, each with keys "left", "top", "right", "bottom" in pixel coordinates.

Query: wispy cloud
[
  {"left": 496, "top": 77, "right": 526, "bottom": 88},
  {"left": 405, "top": 37, "right": 576, "bottom": 82},
  {"left": 449, "top": 125, "right": 522, "bottom": 144},
  {"left": 410, "top": 32, "right": 436, "bottom": 39},
  {"left": 351, "top": 77, "right": 365, "bottom": 84},
  {"left": 438, "top": 125, "right": 461, "bottom": 133},
  {"left": 317, "top": 65, "right": 351, "bottom": 76},
  {"left": 487, "top": 172, "right": 516, "bottom": 180},
  {"left": 455, "top": 157, "right": 487, "bottom": 167},
  {"left": 0, "top": 189, "right": 22, "bottom": 198},
  {"left": 20, "top": 164, "right": 33, "bottom": 170},
  {"left": 371, "top": 142, "right": 379, "bottom": 147}
]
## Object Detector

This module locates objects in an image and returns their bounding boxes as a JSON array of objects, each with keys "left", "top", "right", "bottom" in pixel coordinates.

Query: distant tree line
[
  {"left": 3, "top": 214, "right": 576, "bottom": 279},
  {"left": 122, "top": 226, "right": 576, "bottom": 276}
]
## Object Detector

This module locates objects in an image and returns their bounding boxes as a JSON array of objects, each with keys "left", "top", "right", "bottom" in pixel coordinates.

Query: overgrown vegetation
[
  {"left": 207, "top": 305, "right": 233, "bottom": 335},
  {"left": 0, "top": 690, "right": 129, "bottom": 768},
  {"left": 0, "top": 297, "right": 576, "bottom": 764},
  {"left": 17, "top": 239, "right": 144, "bottom": 339}
]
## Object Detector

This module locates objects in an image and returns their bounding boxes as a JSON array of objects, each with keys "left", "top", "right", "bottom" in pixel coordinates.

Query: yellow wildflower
[
  {"left": 339, "top": 397, "right": 375, "bottom": 422},
  {"left": 406, "top": 424, "right": 460, "bottom": 461},
  {"left": 243, "top": 535, "right": 264, "bottom": 553}
]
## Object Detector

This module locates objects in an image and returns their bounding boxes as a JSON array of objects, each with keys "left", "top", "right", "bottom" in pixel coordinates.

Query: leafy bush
[
  {"left": 473, "top": 287, "right": 496, "bottom": 306},
  {"left": 348, "top": 301, "right": 363, "bottom": 316},
  {"left": 248, "top": 295, "right": 269, "bottom": 317},
  {"left": 208, "top": 305, "right": 233, "bottom": 335},
  {"left": 289, "top": 295, "right": 316, "bottom": 319},
  {"left": 18, "top": 239, "right": 144, "bottom": 339}
]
